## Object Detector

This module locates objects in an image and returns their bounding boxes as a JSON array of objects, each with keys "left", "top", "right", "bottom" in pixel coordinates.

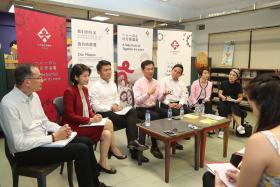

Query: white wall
[{"left": 184, "top": 8, "right": 280, "bottom": 56}]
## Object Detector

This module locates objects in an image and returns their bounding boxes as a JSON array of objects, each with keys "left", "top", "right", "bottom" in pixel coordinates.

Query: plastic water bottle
[
  {"left": 180, "top": 106, "right": 184, "bottom": 119},
  {"left": 167, "top": 107, "right": 172, "bottom": 120},
  {"left": 145, "top": 110, "right": 151, "bottom": 126},
  {"left": 200, "top": 103, "right": 205, "bottom": 115}
]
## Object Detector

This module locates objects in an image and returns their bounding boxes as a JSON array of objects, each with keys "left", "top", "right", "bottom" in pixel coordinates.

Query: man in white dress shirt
[
  {"left": 89, "top": 60, "right": 149, "bottom": 163},
  {"left": 0, "top": 64, "right": 109, "bottom": 187},
  {"left": 160, "top": 64, "right": 193, "bottom": 150}
]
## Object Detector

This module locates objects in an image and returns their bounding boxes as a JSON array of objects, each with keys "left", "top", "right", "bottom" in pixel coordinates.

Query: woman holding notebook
[
  {"left": 215, "top": 74, "right": 280, "bottom": 187},
  {"left": 62, "top": 64, "right": 126, "bottom": 174}
]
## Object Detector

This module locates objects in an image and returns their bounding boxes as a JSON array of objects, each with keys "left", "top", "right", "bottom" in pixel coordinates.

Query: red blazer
[{"left": 62, "top": 85, "right": 95, "bottom": 127}]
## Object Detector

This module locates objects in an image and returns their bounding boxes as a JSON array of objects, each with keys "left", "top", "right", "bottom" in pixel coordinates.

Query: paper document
[
  {"left": 207, "top": 162, "right": 239, "bottom": 187},
  {"left": 200, "top": 118, "right": 217, "bottom": 125},
  {"left": 114, "top": 106, "right": 132, "bottom": 115},
  {"left": 235, "top": 147, "right": 245, "bottom": 156},
  {"left": 230, "top": 99, "right": 238, "bottom": 103},
  {"left": 184, "top": 114, "right": 199, "bottom": 119},
  {"left": 202, "top": 114, "right": 225, "bottom": 121},
  {"left": 79, "top": 118, "right": 108, "bottom": 127},
  {"left": 42, "top": 132, "right": 77, "bottom": 148}
]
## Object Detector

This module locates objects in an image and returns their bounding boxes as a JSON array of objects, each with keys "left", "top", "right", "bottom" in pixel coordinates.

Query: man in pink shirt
[{"left": 133, "top": 60, "right": 169, "bottom": 159}]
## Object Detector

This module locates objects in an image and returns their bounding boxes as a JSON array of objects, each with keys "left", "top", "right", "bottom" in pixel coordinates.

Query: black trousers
[
  {"left": 136, "top": 106, "right": 166, "bottom": 148},
  {"left": 160, "top": 103, "right": 193, "bottom": 117},
  {"left": 15, "top": 136, "right": 100, "bottom": 187},
  {"left": 98, "top": 108, "right": 138, "bottom": 144}
]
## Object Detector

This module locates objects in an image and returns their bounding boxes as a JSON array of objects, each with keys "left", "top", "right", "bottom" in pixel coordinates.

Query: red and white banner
[
  {"left": 117, "top": 25, "right": 153, "bottom": 107},
  {"left": 157, "top": 30, "right": 192, "bottom": 85},
  {"left": 15, "top": 7, "right": 68, "bottom": 122}
]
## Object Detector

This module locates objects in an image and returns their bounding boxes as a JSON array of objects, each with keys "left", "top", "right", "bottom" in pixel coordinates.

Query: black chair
[
  {"left": 52, "top": 96, "right": 74, "bottom": 184},
  {"left": 4, "top": 138, "right": 72, "bottom": 187}
]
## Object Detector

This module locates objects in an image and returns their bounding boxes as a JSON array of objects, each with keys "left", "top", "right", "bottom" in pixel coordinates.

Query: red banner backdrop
[{"left": 15, "top": 7, "right": 68, "bottom": 122}]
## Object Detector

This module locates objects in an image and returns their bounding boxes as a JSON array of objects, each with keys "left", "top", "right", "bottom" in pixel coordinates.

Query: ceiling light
[
  {"left": 161, "top": 0, "right": 169, "bottom": 2},
  {"left": 91, "top": 16, "right": 110, "bottom": 21},
  {"left": 9, "top": 4, "right": 34, "bottom": 13},
  {"left": 105, "top": 12, "right": 120, "bottom": 17},
  {"left": 9, "top": 5, "right": 14, "bottom": 13}
]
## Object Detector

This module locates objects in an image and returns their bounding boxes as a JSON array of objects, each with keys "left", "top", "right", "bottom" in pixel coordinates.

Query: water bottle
[
  {"left": 167, "top": 107, "right": 172, "bottom": 120},
  {"left": 200, "top": 103, "right": 205, "bottom": 115},
  {"left": 145, "top": 110, "right": 151, "bottom": 126},
  {"left": 180, "top": 106, "right": 184, "bottom": 119},
  {"left": 194, "top": 104, "right": 199, "bottom": 115}
]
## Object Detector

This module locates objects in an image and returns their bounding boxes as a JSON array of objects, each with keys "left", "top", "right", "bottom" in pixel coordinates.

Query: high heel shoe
[
  {"left": 97, "top": 164, "right": 117, "bottom": 174},
  {"left": 108, "top": 150, "right": 127, "bottom": 160}
]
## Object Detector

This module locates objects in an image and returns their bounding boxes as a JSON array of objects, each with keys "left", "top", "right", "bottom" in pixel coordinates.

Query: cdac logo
[
  {"left": 170, "top": 40, "right": 179, "bottom": 50},
  {"left": 37, "top": 28, "right": 51, "bottom": 43}
]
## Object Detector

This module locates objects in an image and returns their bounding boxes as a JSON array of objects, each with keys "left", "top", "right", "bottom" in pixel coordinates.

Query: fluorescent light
[
  {"left": 9, "top": 5, "right": 14, "bottom": 13},
  {"left": 9, "top": 4, "right": 34, "bottom": 13},
  {"left": 91, "top": 16, "right": 110, "bottom": 21},
  {"left": 105, "top": 12, "right": 119, "bottom": 17}
]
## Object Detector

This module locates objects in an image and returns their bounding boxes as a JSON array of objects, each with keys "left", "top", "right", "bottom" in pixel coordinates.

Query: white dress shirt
[
  {"left": 89, "top": 78, "right": 120, "bottom": 112},
  {"left": 160, "top": 75, "right": 188, "bottom": 105},
  {"left": 0, "top": 87, "right": 60, "bottom": 155}
]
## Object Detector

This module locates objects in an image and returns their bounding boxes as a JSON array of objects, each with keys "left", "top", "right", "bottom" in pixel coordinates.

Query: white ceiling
[{"left": 1, "top": 0, "right": 280, "bottom": 26}]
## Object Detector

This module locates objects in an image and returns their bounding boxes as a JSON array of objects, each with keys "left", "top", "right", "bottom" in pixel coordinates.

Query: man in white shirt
[
  {"left": 0, "top": 64, "right": 109, "bottom": 187},
  {"left": 160, "top": 64, "right": 192, "bottom": 114},
  {"left": 89, "top": 60, "right": 148, "bottom": 163},
  {"left": 160, "top": 64, "right": 193, "bottom": 150}
]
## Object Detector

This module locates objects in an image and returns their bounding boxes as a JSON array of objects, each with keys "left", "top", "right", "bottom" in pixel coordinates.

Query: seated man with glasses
[{"left": 0, "top": 64, "right": 110, "bottom": 187}]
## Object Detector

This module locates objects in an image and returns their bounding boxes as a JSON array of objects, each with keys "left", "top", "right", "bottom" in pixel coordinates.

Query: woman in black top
[{"left": 218, "top": 69, "right": 246, "bottom": 135}]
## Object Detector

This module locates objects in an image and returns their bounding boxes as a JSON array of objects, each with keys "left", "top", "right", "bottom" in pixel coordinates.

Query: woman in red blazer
[{"left": 62, "top": 64, "right": 126, "bottom": 174}]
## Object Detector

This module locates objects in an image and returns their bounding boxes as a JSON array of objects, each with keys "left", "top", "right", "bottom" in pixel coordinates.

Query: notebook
[
  {"left": 207, "top": 162, "right": 239, "bottom": 187},
  {"left": 42, "top": 132, "right": 77, "bottom": 148},
  {"left": 114, "top": 106, "right": 132, "bottom": 115},
  {"left": 79, "top": 118, "right": 108, "bottom": 127}
]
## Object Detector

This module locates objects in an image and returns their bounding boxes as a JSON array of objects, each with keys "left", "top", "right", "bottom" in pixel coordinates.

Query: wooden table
[
  {"left": 137, "top": 118, "right": 201, "bottom": 183},
  {"left": 181, "top": 114, "right": 231, "bottom": 168}
]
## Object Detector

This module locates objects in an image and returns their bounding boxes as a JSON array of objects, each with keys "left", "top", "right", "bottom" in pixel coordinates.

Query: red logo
[{"left": 170, "top": 40, "right": 179, "bottom": 50}]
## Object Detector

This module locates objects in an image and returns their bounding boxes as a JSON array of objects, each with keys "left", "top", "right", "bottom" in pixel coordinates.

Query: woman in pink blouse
[{"left": 188, "top": 67, "right": 213, "bottom": 114}]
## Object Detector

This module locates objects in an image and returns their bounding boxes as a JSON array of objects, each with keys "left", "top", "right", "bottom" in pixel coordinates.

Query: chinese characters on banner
[
  {"left": 222, "top": 41, "right": 235, "bottom": 66},
  {"left": 117, "top": 25, "right": 153, "bottom": 107},
  {"left": 15, "top": 7, "right": 68, "bottom": 121},
  {"left": 157, "top": 30, "right": 192, "bottom": 86},
  {"left": 71, "top": 18, "right": 114, "bottom": 85}
]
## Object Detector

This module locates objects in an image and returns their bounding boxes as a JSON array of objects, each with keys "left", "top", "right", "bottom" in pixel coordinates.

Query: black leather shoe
[
  {"left": 99, "top": 182, "right": 112, "bottom": 187},
  {"left": 108, "top": 150, "right": 127, "bottom": 160},
  {"left": 127, "top": 140, "right": 149, "bottom": 151},
  {"left": 131, "top": 153, "right": 149, "bottom": 163},
  {"left": 98, "top": 164, "right": 117, "bottom": 174},
  {"left": 150, "top": 147, "right": 163, "bottom": 159},
  {"left": 175, "top": 142, "right": 184, "bottom": 150}
]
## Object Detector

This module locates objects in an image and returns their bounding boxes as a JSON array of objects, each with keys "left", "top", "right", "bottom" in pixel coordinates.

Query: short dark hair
[
  {"left": 10, "top": 40, "right": 17, "bottom": 48},
  {"left": 172, "top": 64, "right": 184, "bottom": 74},
  {"left": 96, "top": 60, "right": 111, "bottom": 72},
  {"left": 198, "top": 67, "right": 210, "bottom": 76},
  {"left": 70, "top": 64, "right": 91, "bottom": 85},
  {"left": 141, "top": 60, "right": 154, "bottom": 70},
  {"left": 15, "top": 64, "right": 36, "bottom": 86},
  {"left": 244, "top": 73, "right": 280, "bottom": 132}
]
